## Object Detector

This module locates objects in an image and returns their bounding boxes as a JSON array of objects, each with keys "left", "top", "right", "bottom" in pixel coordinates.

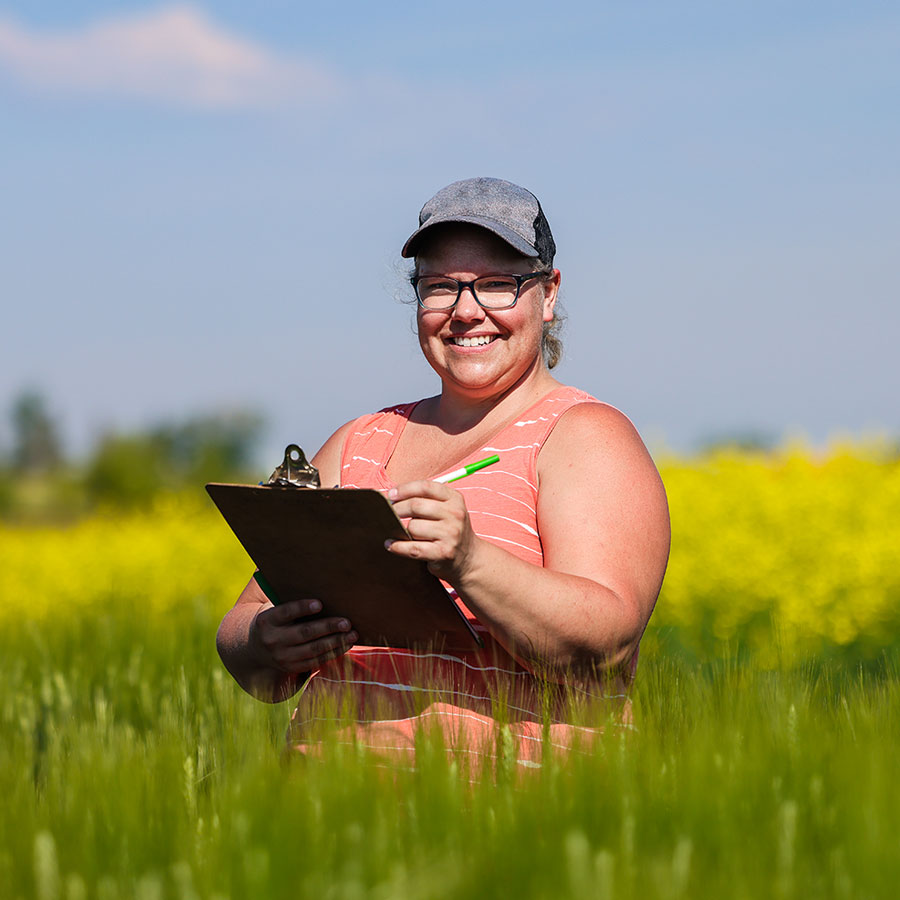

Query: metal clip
[{"left": 266, "top": 444, "right": 321, "bottom": 488}]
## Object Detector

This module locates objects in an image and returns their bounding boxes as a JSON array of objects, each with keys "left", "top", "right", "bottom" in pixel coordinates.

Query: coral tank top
[{"left": 287, "top": 386, "right": 635, "bottom": 767}]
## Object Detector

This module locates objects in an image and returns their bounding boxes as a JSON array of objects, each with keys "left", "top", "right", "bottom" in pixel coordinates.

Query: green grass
[{"left": 3, "top": 603, "right": 899, "bottom": 899}]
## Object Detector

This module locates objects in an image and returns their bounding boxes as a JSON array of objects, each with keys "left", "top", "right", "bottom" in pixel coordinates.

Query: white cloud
[{"left": 0, "top": 5, "right": 339, "bottom": 110}]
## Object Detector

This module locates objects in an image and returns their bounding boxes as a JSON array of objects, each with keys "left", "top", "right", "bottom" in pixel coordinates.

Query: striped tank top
[{"left": 287, "top": 385, "right": 634, "bottom": 767}]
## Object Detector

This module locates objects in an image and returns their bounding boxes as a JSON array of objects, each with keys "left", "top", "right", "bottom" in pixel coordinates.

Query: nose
[{"left": 451, "top": 285, "right": 485, "bottom": 323}]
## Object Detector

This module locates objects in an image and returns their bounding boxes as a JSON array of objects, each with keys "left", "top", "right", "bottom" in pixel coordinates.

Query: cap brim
[{"left": 401, "top": 215, "right": 538, "bottom": 259}]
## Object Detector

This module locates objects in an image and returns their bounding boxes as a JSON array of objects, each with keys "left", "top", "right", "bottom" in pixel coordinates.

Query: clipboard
[{"left": 206, "top": 482, "right": 482, "bottom": 651}]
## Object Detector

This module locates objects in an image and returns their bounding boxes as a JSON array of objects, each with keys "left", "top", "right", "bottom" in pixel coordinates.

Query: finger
[
  {"left": 388, "top": 480, "right": 454, "bottom": 503},
  {"left": 404, "top": 517, "right": 449, "bottom": 542},
  {"left": 281, "top": 630, "right": 359, "bottom": 669},
  {"left": 265, "top": 598, "right": 323, "bottom": 624},
  {"left": 286, "top": 616, "right": 353, "bottom": 646},
  {"left": 302, "top": 637, "right": 361, "bottom": 670},
  {"left": 390, "top": 496, "right": 448, "bottom": 522},
  {"left": 385, "top": 538, "right": 440, "bottom": 561}
]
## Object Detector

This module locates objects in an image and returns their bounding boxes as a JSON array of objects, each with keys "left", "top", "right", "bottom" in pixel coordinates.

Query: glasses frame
[{"left": 410, "top": 272, "right": 547, "bottom": 311}]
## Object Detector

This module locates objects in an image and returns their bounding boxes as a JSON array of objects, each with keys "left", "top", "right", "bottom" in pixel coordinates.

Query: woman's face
[{"left": 415, "top": 225, "right": 558, "bottom": 402}]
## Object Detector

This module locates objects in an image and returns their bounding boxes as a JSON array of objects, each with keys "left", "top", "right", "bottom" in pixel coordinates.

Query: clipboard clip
[{"left": 266, "top": 444, "right": 321, "bottom": 489}]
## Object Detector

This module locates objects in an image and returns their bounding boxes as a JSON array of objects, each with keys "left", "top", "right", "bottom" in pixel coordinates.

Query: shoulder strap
[{"left": 340, "top": 403, "right": 415, "bottom": 488}]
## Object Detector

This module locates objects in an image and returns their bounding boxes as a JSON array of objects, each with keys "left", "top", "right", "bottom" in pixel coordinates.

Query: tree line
[{"left": 0, "top": 390, "right": 263, "bottom": 520}]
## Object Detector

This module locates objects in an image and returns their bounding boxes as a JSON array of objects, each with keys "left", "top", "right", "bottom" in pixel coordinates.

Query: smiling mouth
[{"left": 449, "top": 335, "right": 498, "bottom": 347}]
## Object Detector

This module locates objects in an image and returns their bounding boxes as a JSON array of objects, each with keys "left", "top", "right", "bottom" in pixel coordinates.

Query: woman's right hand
[{"left": 248, "top": 598, "right": 358, "bottom": 675}]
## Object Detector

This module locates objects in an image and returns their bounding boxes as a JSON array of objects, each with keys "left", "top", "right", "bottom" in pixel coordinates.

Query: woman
[{"left": 217, "top": 178, "right": 670, "bottom": 768}]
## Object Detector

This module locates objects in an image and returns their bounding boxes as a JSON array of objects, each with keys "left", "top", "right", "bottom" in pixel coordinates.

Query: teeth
[{"left": 452, "top": 335, "right": 494, "bottom": 347}]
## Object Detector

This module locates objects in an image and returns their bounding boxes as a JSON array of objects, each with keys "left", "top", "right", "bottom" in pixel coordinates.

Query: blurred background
[{"left": 2, "top": 1, "right": 898, "bottom": 515}]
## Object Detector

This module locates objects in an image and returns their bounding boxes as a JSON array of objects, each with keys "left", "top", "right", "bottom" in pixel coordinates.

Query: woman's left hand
[{"left": 385, "top": 480, "right": 480, "bottom": 582}]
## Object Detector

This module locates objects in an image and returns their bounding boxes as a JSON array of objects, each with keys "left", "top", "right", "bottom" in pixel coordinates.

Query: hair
[{"left": 530, "top": 258, "right": 565, "bottom": 370}]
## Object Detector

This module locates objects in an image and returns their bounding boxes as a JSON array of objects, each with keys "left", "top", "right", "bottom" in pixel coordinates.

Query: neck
[{"left": 431, "top": 362, "right": 560, "bottom": 435}]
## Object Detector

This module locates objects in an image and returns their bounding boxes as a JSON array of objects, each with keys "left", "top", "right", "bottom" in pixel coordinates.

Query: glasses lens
[
  {"left": 416, "top": 277, "right": 458, "bottom": 309},
  {"left": 473, "top": 276, "right": 520, "bottom": 309}
]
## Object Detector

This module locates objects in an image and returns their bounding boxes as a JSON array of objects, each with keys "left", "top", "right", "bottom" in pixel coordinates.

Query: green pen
[
  {"left": 253, "top": 570, "right": 280, "bottom": 605},
  {"left": 433, "top": 455, "right": 500, "bottom": 484}
]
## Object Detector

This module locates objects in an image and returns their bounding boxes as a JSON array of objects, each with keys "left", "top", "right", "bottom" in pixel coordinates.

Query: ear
[{"left": 541, "top": 269, "right": 561, "bottom": 323}]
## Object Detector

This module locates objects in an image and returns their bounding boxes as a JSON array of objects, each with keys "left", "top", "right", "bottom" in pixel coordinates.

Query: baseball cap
[{"left": 401, "top": 177, "right": 556, "bottom": 267}]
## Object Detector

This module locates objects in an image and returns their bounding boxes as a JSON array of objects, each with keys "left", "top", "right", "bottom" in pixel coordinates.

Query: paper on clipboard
[{"left": 205, "top": 483, "right": 481, "bottom": 651}]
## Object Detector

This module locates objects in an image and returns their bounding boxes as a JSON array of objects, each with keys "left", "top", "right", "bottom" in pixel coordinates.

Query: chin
[{"left": 449, "top": 365, "right": 522, "bottom": 395}]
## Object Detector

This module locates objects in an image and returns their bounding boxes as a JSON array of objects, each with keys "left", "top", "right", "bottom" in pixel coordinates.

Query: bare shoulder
[
  {"left": 310, "top": 418, "right": 358, "bottom": 487},
  {"left": 536, "top": 400, "right": 669, "bottom": 609},
  {"left": 538, "top": 401, "right": 658, "bottom": 481}
]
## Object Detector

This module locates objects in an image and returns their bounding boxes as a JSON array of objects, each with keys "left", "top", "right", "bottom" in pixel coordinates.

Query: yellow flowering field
[
  {"left": 654, "top": 441, "right": 900, "bottom": 662},
  {"left": 2, "top": 442, "right": 898, "bottom": 663},
  {"left": 0, "top": 494, "right": 250, "bottom": 627}
]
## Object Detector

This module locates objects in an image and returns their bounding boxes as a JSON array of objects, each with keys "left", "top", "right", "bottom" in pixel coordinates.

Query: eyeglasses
[{"left": 411, "top": 273, "right": 546, "bottom": 311}]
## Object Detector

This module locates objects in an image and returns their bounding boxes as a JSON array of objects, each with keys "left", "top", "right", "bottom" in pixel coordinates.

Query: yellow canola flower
[
  {"left": 654, "top": 442, "right": 900, "bottom": 661},
  {"left": 2, "top": 442, "right": 899, "bottom": 662},
  {"left": 0, "top": 493, "right": 251, "bottom": 626}
]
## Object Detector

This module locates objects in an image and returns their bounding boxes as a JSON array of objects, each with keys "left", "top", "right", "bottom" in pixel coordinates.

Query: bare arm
[
  {"left": 387, "top": 404, "right": 670, "bottom": 676},
  {"left": 215, "top": 420, "right": 359, "bottom": 701}
]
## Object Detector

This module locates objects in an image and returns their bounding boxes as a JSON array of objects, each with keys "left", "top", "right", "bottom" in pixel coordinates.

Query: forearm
[
  {"left": 451, "top": 538, "right": 642, "bottom": 675},
  {"left": 216, "top": 603, "right": 305, "bottom": 703}
]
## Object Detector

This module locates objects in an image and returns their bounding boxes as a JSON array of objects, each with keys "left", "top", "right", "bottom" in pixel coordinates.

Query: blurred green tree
[
  {"left": 10, "top": 390, "right": 64, "bottom": 471},
  {"left": 84, "top": 411, "right": 263, "bottom": 507}
]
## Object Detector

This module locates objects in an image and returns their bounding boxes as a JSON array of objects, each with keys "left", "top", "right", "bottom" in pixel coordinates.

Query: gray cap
[{"left": 401, "top": 177, "right": 556, "bottom": 267}]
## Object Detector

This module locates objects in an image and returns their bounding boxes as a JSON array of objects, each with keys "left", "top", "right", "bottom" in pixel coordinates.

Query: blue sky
[{"left": 1, "top": 1, "right": 898, "bottom": 463}]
